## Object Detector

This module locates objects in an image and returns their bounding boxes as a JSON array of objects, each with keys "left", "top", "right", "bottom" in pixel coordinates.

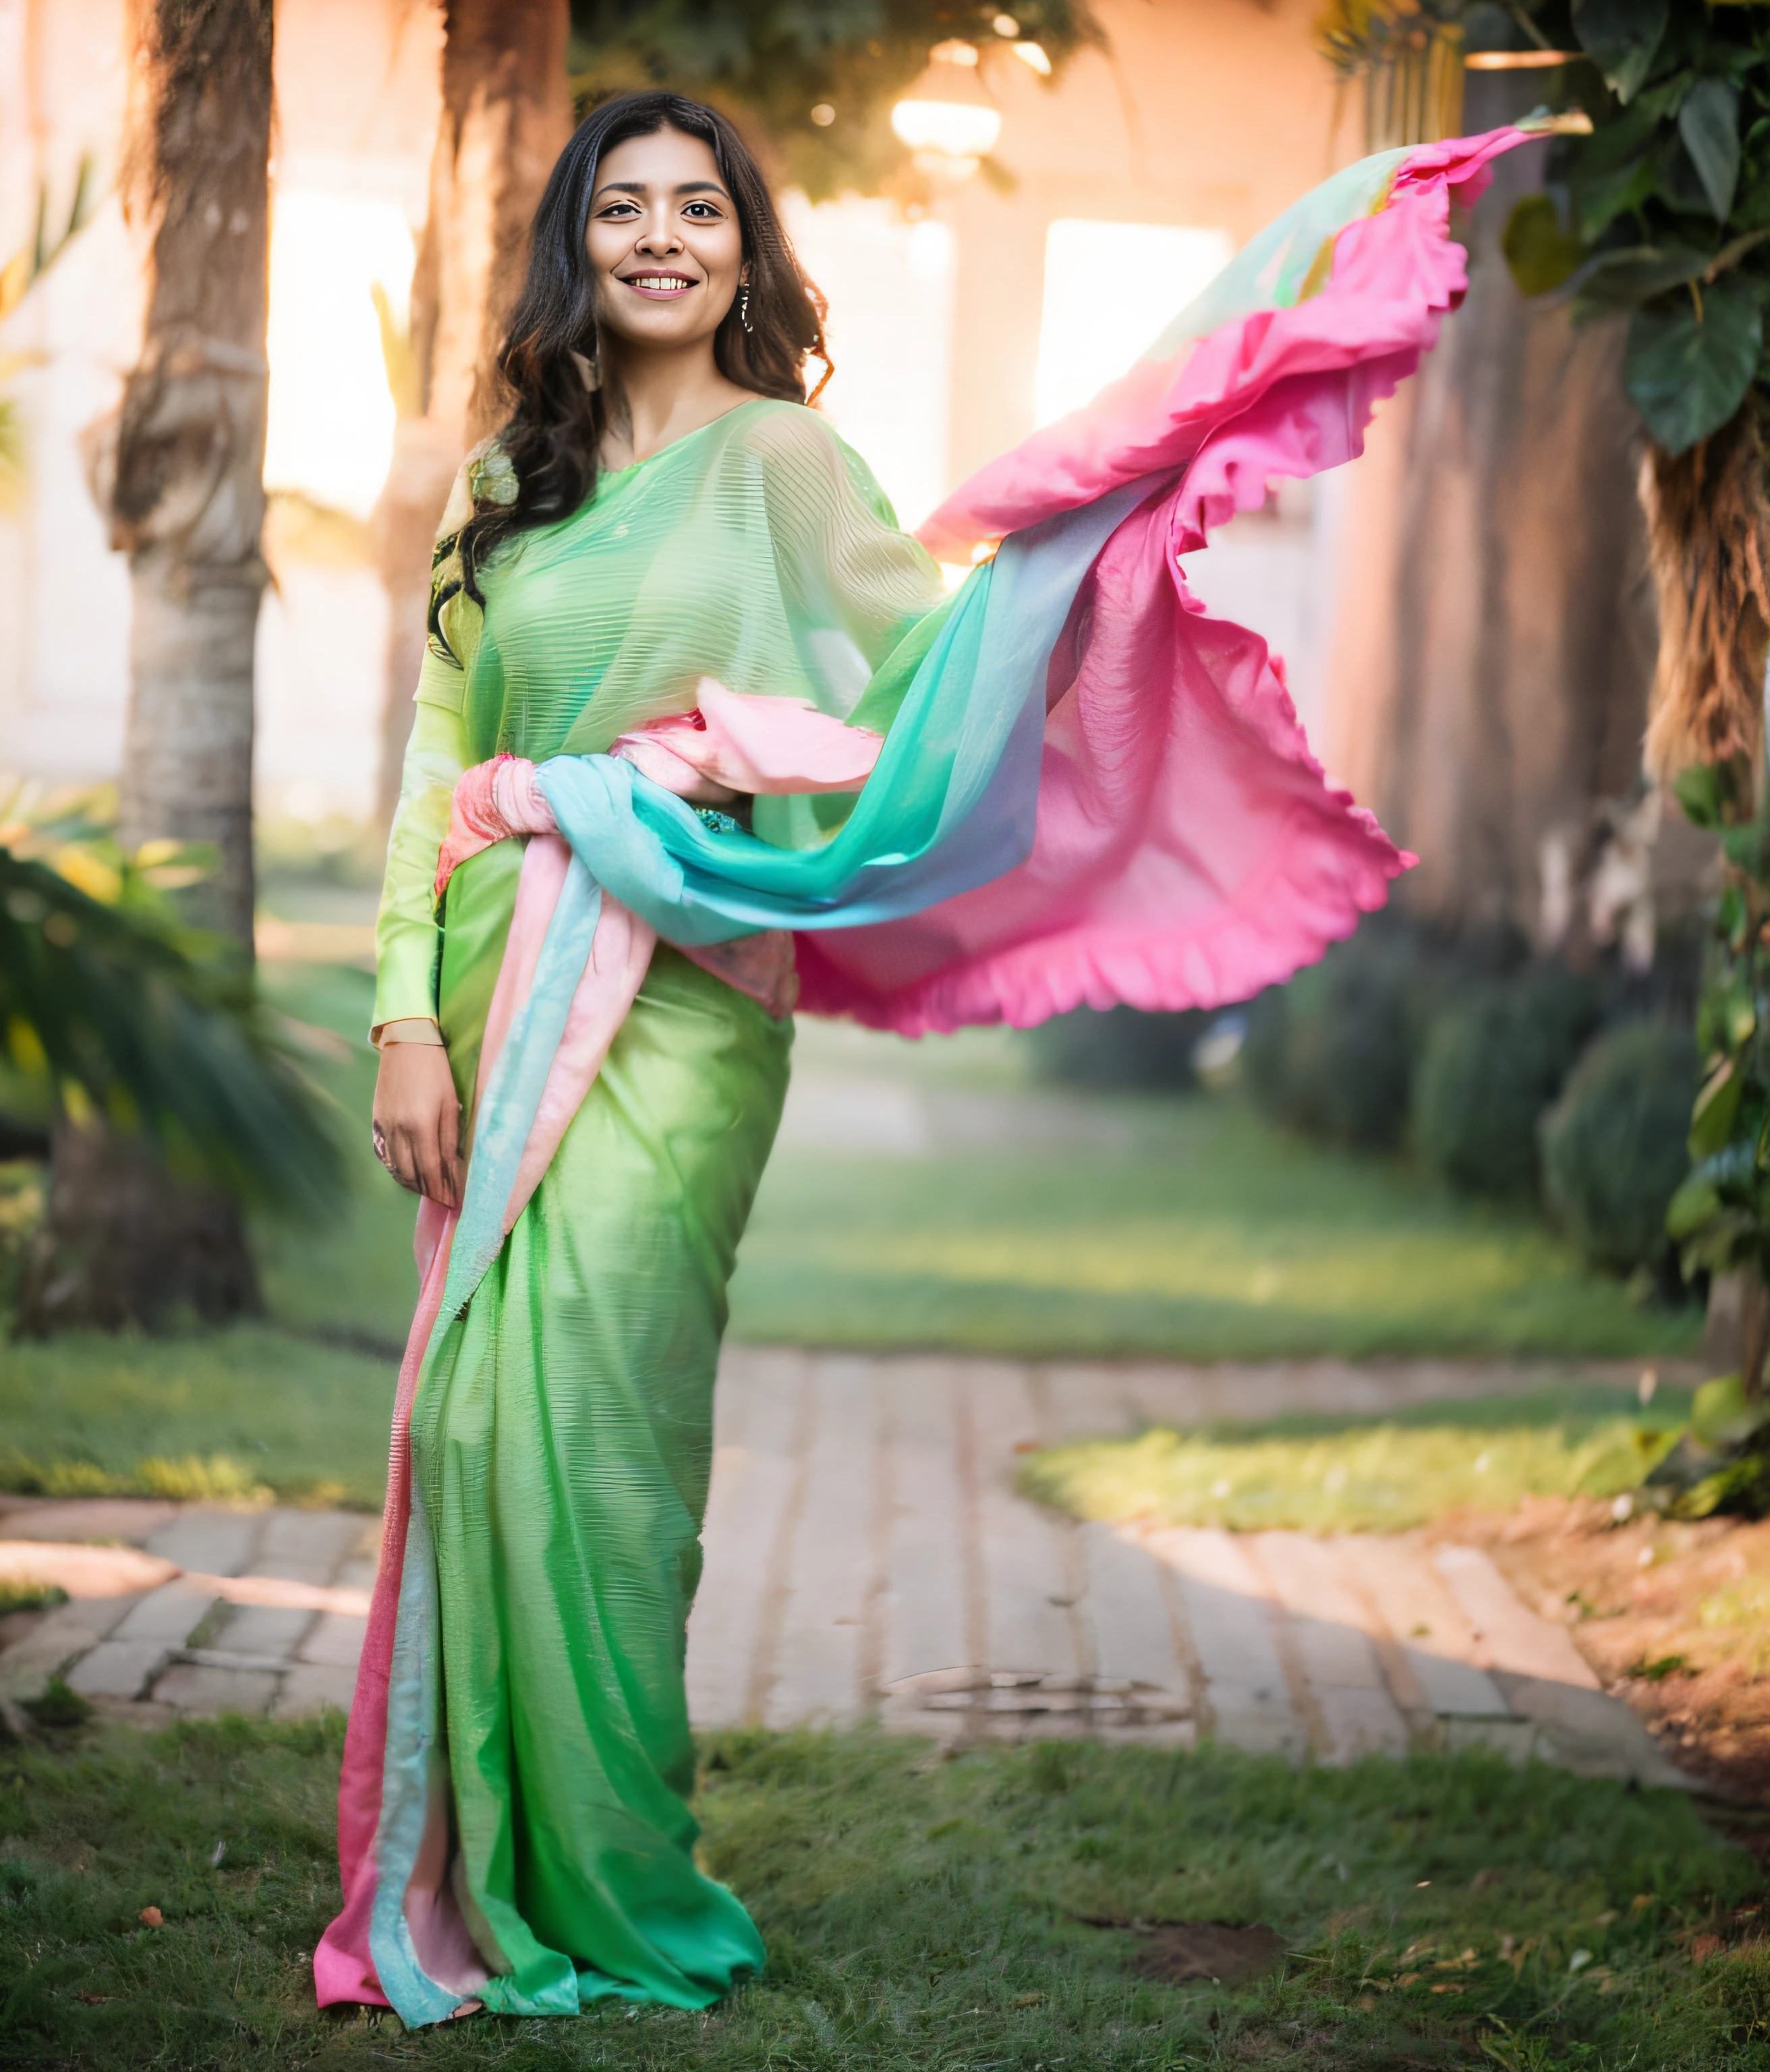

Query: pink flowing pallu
[{"left": 794, "top": 128, "right": 1532, "bottom": 1031}]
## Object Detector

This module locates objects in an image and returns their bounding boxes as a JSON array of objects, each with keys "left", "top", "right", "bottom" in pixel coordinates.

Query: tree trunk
[
  {"left": 1327, "top": 72, "right": 1684, "bottom": 957},
  {"left": 374, "top": 0, "right": 572, "bottom": 826},
  {"left": 16, "top": 1121, "right": 259, "bottom": 1336},
  {"left": 111, "top": 0, "right": 275, "bottom": 949},
  {"left": 28, "top": 0, "right": 275, "bottom": 1332}
]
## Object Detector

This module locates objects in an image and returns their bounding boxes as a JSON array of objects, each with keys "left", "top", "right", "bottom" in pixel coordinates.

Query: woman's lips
[{"left": 619, "top": 272, "right": 698, "bottom": 299}]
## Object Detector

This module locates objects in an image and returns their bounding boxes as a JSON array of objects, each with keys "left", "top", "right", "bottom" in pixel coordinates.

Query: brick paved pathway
[{"left": 0, "top": 1348, "right": 1689, "bottom": 1787}]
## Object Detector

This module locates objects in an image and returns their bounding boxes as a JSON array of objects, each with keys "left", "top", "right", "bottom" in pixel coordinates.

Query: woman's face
[{"left": 586, "top": 126, "right": 745, "bottom": 357}]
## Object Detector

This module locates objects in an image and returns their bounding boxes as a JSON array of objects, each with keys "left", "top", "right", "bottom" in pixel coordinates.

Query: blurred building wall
[{"left": 0, "top": 0, "right": 1354, "bottom": 824}]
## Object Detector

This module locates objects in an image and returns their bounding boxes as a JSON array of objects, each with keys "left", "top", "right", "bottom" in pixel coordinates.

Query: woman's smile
[{"left": 619, "top": 269, "right": 700, "bottom": 297}]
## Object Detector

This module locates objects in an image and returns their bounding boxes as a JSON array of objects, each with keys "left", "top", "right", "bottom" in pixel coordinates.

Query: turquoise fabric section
[
  {"left": 537, "top": 478, "right": 1150, "bottom": 936},
  {"left": 368, "top": 1492, "right": 475, "bottom": 2026}
]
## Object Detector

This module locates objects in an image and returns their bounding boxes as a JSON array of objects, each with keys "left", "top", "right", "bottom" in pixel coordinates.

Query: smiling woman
[
  {"left": 316, "top": 86, "right": 1534, "bottom": 2035},
  {"left": 449, "top": 95, "right": 829, "bottom": 605}
]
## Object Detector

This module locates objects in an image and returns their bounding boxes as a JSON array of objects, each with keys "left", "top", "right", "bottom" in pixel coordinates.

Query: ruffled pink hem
[{"left": 793, "top": 130, "right": 1524, "bottom": 1033}]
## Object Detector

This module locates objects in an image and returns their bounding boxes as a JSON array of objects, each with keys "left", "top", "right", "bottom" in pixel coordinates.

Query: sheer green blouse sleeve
[
  {"left": 370, "top": 461, "right": 485, "bottom": 1041},
  {"left": 370, "top": 651, "right": 468, "bottom": 1039}
]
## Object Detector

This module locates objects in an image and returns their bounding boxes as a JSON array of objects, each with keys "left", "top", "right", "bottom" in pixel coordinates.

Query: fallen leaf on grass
[
  {"left": 138, "top": 1906, "right": 162, "bottom": 1928},
  {"left": 77, "top": 1992, "right": 111, "bottom": 2005},
  {"left": 1691, "top": 1933, "right": 1726, "bottom": 1965},
  {"left": 1012, "top": 1991, "right": 1044, "bottom": 2005}
]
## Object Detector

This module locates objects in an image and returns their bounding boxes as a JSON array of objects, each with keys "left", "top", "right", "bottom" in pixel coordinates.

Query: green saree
[
  {"left": 318, "top": 401, "right": 938, "bottom": 2019},
  {"left": 424, "top": 846, "right": 790, "bottom": 2007}
]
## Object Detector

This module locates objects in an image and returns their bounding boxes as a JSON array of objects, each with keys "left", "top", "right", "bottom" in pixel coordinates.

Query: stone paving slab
[
  {"left": 65, "top": 1639, "right": 173, "bottom": 1702},
  {"left": 0, "top": 1350, "right": 1703, "bottom": 1790}
]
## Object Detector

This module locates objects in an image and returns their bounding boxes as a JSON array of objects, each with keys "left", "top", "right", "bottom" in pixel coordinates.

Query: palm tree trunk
[
  {"left": 374, "top": 0, "right": 572, "bottom": 827},
  {"left": 22, "top": 0, "right": 275, "bottom": 1333},
  {"left": 111, "top": 0, "right": 275, "bottom": 948}
]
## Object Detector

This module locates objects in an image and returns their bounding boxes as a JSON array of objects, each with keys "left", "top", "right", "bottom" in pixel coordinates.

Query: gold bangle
[{"left": 376, "top": 1018, "right": 446, "bottom": 1049}]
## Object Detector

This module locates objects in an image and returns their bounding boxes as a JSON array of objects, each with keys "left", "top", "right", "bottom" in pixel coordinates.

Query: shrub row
[{"left": 1030, "top": 921, "right": 1699, "bottom": 1280}]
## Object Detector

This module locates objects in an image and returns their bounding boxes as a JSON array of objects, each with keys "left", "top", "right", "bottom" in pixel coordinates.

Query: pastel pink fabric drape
[{"left": 792, "top": 132, "right": 1526, "bottom": 1035}]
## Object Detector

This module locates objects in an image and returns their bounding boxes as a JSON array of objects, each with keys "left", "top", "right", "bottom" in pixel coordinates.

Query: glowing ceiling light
[
  {"left": 890, "top": 98, "right": 1002, "bottom": 160},
  {"left": 1012, "top": 40, "right": 1052, "bottom": 74},
  {"left": 891, "top": 42, "right": 1001, "bottom": 173}
]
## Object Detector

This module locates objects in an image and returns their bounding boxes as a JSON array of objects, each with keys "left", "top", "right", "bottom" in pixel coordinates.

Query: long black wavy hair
[{"left": 455, "top": 92, "right": 831, "bottom": 602}]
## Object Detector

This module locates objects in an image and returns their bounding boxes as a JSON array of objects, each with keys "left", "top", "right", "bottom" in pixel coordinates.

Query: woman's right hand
[{"left": 372, "top": 1041, "right": 464, "bottom": 1207}]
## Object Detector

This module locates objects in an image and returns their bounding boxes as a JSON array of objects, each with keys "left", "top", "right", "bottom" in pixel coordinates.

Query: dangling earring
[
  {"left": 739, "top": 271, "right": 753, "bottom": 334},
  {"left": 569, "top": 346, "right": 600, "bottom": 393}
]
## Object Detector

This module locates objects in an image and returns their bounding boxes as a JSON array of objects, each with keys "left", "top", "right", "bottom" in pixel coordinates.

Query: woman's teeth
[{"left": 630, "top": 275, "right": 691, "bottom": 291}]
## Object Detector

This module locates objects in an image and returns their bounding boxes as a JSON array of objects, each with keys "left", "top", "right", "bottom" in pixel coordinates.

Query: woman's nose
[{"left": 635, "top": 217, "right": 683, "bottom": 254}]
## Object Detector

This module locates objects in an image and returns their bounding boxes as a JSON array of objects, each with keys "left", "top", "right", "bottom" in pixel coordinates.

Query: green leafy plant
[
  {"left": 1026, "top": 1004, "right": 1215, "bottom": 1091},
  {"left": 0, "top": 826, "right": 342, "bottom": 1214},
  {"left": 567, "top": 0, "right": 1102, "bottom": 200},
  {"left": 1665, "top": 759, "right": 1770, "bottom": 1298},
  {"left": 1484, "top": 9, "right": 1770, "bottom": 1461},
  {"left": 1493, "top": 4, "right": 1770, "bottom": 456}
]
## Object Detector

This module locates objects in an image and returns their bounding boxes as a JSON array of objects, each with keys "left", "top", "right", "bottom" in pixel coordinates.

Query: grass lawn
[
  {"left": 1020, "top": 1385, "right": 1701, "bottom": 1537},
  {"left": 0, "top": 958, "right": 1700, "bottom": 1512},
  {"left": 255, "top": 960, "right": 1701, "bottom": 1365},
  {"left": 0, "top": 1324, "right": 394, "bottom": 1512},
  {"left": 0, "top": 1719, "right": 1762, "bottom": 2071}
]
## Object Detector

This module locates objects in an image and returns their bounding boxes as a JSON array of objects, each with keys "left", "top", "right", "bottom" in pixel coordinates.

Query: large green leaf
[
  {"left": 1679, "top": 76, "right": 1744, "bottom": 221},
  {"left": 1572, "top": 150, "right": 1657, "bottom": 239},
  {"left": 1572, "top": 0, "right": 1669, "bottom": 103},
  {"left": 1623, "top": 277, "right": 1763, "bottom": 452},
  {"left": 1502, "top": 196, "right": 1585, "bottom": 296},
  {"left": 1572, "top": 241, "right": 1711, "bottom": 310}
]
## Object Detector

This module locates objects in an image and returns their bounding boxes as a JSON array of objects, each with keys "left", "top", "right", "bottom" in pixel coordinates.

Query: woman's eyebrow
[{"left": 592, "top": 179, "right": 731, "bottom": 201}]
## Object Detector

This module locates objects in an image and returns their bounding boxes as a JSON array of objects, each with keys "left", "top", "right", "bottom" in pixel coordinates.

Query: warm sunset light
[{"left": 263, "top": 188, "right": 416, "bottom": 519}]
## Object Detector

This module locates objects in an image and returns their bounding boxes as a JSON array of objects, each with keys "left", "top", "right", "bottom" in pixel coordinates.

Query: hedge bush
[
  {"left": 1541, "top": 1018, "right": 1698, "bottom": 1275},
  {"left": 1412, "top": 967, "right": 1603, "bottom": 1199},
  {"left": 1025, "top": 1005, "right": 1215, "bottom": 1091},
  {"left": 1241, "top": 926, "right": 1418, "bottom": 1151}
]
